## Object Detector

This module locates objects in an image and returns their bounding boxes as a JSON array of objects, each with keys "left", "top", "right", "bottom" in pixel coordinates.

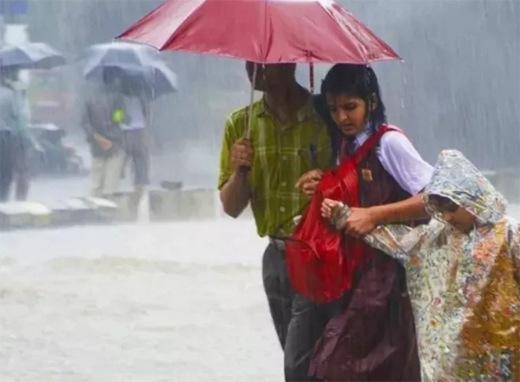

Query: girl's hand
[{"left": 345, "top": 207, "right": 377, "bottom": 237}]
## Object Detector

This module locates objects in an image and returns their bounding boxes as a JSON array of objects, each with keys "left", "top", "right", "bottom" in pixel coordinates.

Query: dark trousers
[
  {"left": 123, "top": 129, "right": 149, "bottom": 186},
  {"left": 0, "top": 131, "right": 29, "bottom": 202},
  {"left": 285, "top": 295, "right": 341, "bottom": 381},
  {"left": 0, "top": 131, "right": 14, "bottom": 201},
  {"left": 262, "top": 243, "right": 338, "bottom": 381},
  {"left": 262, "top": 242, "right": 295, "bottom": 350}
]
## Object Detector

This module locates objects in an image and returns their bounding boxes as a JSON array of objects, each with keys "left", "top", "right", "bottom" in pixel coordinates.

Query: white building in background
[
  {"left": 4, "top": 22, "right": 29, "bottom": 45},
  {"left": 1, "top": 21, "right": 30, "bottom": 74}
]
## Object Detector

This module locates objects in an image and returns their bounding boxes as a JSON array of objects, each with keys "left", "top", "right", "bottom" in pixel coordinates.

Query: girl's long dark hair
[{"left": 320, "top": 64, "right": 387, "bottom": 162}]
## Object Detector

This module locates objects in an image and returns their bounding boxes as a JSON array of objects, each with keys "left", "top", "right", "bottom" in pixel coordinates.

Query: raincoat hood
[{"left": 424, "top": 150, "right": 508, "bottom": 225}]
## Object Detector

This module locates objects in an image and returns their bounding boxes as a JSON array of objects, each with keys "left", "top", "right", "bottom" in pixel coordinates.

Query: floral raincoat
[{"left": 332, "top": 150, "right": 520, "bottom": 381}]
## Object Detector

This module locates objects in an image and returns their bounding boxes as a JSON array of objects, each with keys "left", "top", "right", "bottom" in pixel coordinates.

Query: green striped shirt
[{"left": 218, "top": 97, "right": 332, "bottom": 237}]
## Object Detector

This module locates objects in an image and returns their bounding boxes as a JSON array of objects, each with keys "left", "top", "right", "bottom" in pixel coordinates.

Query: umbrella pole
[
  {"left": 309, "top": 63, "right": 314, "bottom": 94},
  {"left": 245, "top": 63, "right": 258, "bottom": 139}
]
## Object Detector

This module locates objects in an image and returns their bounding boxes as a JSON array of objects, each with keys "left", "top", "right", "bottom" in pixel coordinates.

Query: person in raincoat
[
  {"left": 82, "top": 68, "right": 126, "bottom": 197},
  {"left": 0, "top": 66, "right": 30, "bottom": 202},
  {"left": 322, "top": 149, "right": 520, "bottom": 381}
]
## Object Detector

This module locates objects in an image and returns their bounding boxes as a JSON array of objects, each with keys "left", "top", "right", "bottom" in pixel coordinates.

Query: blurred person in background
[
  {"left": 0, "top": 66, "right": 30, "bottom": 202},
  {"left": 82, "top": 68, "right": 126, "bottom": 197},
  {"left": 120, "top": 79, "right": 151, "bottom": 216}
]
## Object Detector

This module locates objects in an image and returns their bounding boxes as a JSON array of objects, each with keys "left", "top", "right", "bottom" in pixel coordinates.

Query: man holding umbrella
[
  {"left": 82, "top": 68, "right": 127, "bottom": 197},
  {"left": 219, "top": 62, "right": 334, "bottom": 381},
  {"left": 81, "top": 42, "right": 177, "bottom": 211}
]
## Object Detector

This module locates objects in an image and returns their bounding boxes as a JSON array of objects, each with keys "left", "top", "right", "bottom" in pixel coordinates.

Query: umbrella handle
[{"left": 245, "top": 63, "right": 258, "bottom": 139}]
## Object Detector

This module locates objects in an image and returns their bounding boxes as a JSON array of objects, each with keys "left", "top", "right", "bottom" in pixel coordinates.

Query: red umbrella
[
  {"left": 117, "top": 0, "right": 399, "bottom": 64},
  {"left": 118, "top": 0, "right": 400, "bottom": 135}
]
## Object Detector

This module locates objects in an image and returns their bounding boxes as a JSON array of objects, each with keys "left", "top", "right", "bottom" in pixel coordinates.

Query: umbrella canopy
[
  {"left": 118, "top": 0, "right": 400, "bottom": 64},
  {"left": 0, "top": 42, "right": 66, "bottom": 69},
  {"left": 81, "top": 42, "right": 178, "bottom": 98},
  {"left": 81, "top": 41, "right": 166, "bottom": 70}
]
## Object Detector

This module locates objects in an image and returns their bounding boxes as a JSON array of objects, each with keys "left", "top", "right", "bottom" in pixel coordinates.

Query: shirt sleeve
[
  {"left": 218, "top": 116, "right": 239, "bottom": 190},
  {"left": 378, "top": 131, "right": 434, "bottom": 195}
]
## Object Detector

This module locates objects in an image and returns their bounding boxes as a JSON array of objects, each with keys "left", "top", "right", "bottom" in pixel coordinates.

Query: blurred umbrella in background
[
  {"left": 0, "top": 42, "right": 66, "bottom": 69},
  {"left": 81, "top": 41, "right": 177, "bottom": 99}
]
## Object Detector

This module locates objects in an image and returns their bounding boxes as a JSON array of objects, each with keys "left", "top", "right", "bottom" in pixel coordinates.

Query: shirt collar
[
  {"left": 353, "top": 123, "right": 373, "bottom": 148},
  {"left": 257, "top": 94, "right": 314, "bottom": 123}
]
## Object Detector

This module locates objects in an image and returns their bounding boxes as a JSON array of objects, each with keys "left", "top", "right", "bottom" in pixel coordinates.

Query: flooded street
[
  {"left": 0, "top": 218, "right": 282, "bottom": 381},
  {"left": 3, "top": 206, "right": 520, "bottom": 381},
  {"left": 1, "top": 174, "right": 519, "bottom": 381}
]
